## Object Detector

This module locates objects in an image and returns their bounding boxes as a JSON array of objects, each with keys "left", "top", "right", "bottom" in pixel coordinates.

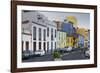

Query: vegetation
[{"left": 52, "top": 51, "right": 61, "bottom": 59}]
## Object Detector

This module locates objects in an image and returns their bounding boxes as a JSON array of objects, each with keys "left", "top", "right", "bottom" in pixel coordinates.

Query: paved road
[
  {"left": 61, "top": 50, "right": 89, "bottom": 60},
  {"left": 22, "top": 53, "right": 54, "bottom": 62},
  {"left": 22, "top": 50, "right": 89, "bottom": 62}
]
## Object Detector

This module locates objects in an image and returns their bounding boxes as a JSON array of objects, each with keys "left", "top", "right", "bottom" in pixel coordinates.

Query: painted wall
[
  {"left": 66, "top": 36, "right": 74, "bottom": 47},
  {"left": 22, "top": 11, "right": 57, "bottom": 52},
  {"left": 78, "top": 34, "right": 84, "bottom": 48},
  {"left": 61, "top": 22, "right": 73, "bottom": 35},
  {"left": 57, "top": 31, "right": 67, "bottom": 49},
  {"left": 22, "top": 34, "right": 32, "bottom": 51}
]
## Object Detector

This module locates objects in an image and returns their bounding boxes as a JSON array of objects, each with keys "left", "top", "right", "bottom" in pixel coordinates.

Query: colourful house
[
  {"left": 57, "top": 31, "right": 67, "bottom": 49},
  {"left": 76, "top": 28, "right": 89, "bottom": 48},
  {"left": 61, "top": 21, "right": 76, "bottom": 47},
  {"left": 66, "top": 36, "right": 75, "bottom": 47},
  {"left": 55, "top": 20, "right": 78, "bottom": 49},
  {"left": 78, "top": 34, "right": 84, "bottom": 48}
]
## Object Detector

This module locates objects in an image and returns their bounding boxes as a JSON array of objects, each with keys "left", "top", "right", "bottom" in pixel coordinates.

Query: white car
[
  {"left": 84, "top": 49, "right": 90, "bottom": 58},
  {"left": 66, "top": 46, "right": 72, "bottom": 52},
  {"left": 34, "top": 50, "right": 45, "bottom": 56}
]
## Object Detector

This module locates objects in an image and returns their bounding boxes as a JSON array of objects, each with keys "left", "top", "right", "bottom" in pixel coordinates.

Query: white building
[
  {"left": 46, "top": 20, "right": 57, "bottom": 52},
  {"left": 22, "top": 10, "right": 57, "bottom": 53}
]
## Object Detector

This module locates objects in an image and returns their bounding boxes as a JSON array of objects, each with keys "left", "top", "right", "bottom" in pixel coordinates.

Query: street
[
  {"left": 22, "top": 53, "right": 54, "bottom": 62},
  {"left": 22, "top": 49, "right": 89, "bottom": 62},
  {"left": 61, "top": 50, "right": 89, "bottom": 60}
]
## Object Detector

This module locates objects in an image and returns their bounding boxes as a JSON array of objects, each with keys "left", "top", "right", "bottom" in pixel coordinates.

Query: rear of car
[
  {"left": 84, "top": 49, "right": 90, "bottom": 58},
  {"left": 34, "top": 50, "right": 45, "bottom": 56},
  {"left": 22, "top": 50, "right": 32, "bottom": 60}
]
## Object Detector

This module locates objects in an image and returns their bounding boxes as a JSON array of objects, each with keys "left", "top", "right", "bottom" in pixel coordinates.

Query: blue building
[
  {"left": 60, "top": 21, "right": 78, "bottom": 48},
  {"left": 78, "top": 34, "right": 84, "bottom": 48},
  {"left": 61, "top": 21, "right": 74, "bottom": 35}
]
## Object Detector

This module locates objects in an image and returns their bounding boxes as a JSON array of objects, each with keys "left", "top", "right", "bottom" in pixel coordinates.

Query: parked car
[
  {"left": 34, "top": 50, "right": 45, "bottom": 56},
  {"left": 84, "top": 49, "right": 90, "bottom": 58},
  {"left": 66, "top": 46, "right": 72, "bottom": 52},
  {"left": 22, "top": 50, "right": 32, "bottom": 60},
  {"left": 55, "top": 48, "right": 67, "bottom": 53}
]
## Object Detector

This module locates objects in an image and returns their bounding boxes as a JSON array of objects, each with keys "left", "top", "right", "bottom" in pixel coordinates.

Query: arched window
[
  {"left": 33, "top": 27, "right": 36, "bottom": 40},
  {"left": 51, "top": 28, "right": 53, "bottom": 40},
  {"left": 47, "top": 27, "right": 49, "bottom": 37},
  {"left": 43, "top": 29, "right": 46, "bottom": 41},
  {"left": 39, "top": 28, "right": 41, "bottom": 40}
]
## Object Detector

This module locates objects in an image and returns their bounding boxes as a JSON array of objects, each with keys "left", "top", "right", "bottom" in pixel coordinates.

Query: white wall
[
  {"left": 0, "top": 0, "right": 100, "bottom": 73},
  {"left": 22, "top": 34, "right": 32, "bottom": 51}
]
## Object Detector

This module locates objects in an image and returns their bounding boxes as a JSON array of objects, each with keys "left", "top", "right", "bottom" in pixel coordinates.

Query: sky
[{"left": 38, "top": 11, "right": 90, "bottom": 29}]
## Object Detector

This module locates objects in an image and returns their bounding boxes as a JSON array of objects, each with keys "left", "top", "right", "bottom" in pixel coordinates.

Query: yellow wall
[
  {"left": 57, "top": 31, "right": 67, "bottom": 49},
  {"left": 66, "top": 36, "right": 74, "bottom": 47}
]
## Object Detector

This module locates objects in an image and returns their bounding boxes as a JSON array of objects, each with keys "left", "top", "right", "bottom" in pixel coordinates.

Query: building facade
[
  {"left": 22, "top": 10, "right": 57, "bottom": 53},
  {"left": 78, "top": 34, "right": 84, "bottom": 48},
  {"left": 76, "top": 28, "right": 89, "bottom": 48},
  {"left": 61, "top": 21, "right": 76, "bottom": 47},
  {"left": 57, "top": 31, "right": 67, "bottom": 49},
  {"left": 66, "top": 36, "right": 74, "bottom": 47}
]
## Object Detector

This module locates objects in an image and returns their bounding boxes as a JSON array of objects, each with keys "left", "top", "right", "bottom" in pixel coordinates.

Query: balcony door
[{"left": 26, "top": 41, "right": 29, "bottom": 51}]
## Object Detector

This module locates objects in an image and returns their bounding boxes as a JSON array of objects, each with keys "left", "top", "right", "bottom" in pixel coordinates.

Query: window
[
  {"left": 43, "top": 42, "right": 46, "bottom": 51},
  {"left": 33, "top": 42, "right": 36, "bottom": 52},
  {"left": 67, "top": 38, "right": 69, "bottom": 43},
  {"left": 43, "top": 29, "right": 46, "bottom": 41},
  {"left": 55, "top": 29, "right": 56, "bottom": 37},
  {"left": 42, "top": 19, "right": 44, "bottom": 23},
  {"left": 55, "top": 42, "right": 56, "bottom": 49},
  {"left": 37, "top": 15, "right": 44, "bottom": 23},
  {"left": 22, "top": 41, "right": 24, "bottom": 52},
  {"left": 59, "top": 33, "right": 60, "bottom": 40},
  {"left": 33, "top": 27, "right": 36, "bottom": 40},
  {"left": 26, "top": 41, "right": 29, "bottom": 51},
  {"left": 51, "top": 28, "right": 53, "bottom": 40},
  {"left": 51, "top": 42, "right": 53, "bottom": 51},
  {"left": 71, "top": 38, "right": 73, "bottom": 43},
  {"left": 37, "top": 15, "right": 42, "bottom": 20},
  {"left": 47, "top": 27, "right": 49, "bottom": 37},
  {"left": 39, "top": 42, "right": 41, "bottom": 50},
  {"left": 47, "top": 42, "right": 49, "bottom": 52},
  {"left": 39, "top": 28, "right": 41, "bottom": 40}
]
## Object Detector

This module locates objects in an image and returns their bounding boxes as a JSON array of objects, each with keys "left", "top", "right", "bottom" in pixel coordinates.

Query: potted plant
[{"left": 52, "top": 51, "right": 62, "bottom": 61}]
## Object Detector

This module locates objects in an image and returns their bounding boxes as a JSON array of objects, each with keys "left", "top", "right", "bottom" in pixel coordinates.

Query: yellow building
[
  {"left": 66, "top": 36, "right": 75, "bottom": 47},
  {"left": 57, "top": 31, "right": 67, "bottom": 49}
]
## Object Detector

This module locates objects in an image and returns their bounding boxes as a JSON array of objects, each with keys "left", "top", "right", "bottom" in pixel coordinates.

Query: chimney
[{"left": 54, "top": 21, "right": 61, "bottom": 30}]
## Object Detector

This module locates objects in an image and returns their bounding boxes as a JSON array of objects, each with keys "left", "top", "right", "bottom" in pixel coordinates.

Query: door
[
  {"left": 22, "top": 41, "right": 24, "bottom": 52},
  {"left": 33, "top": 42, "right": 36, "bottom": 52},
  {"left": 26, "top": 41, "right": 29, "bottom": 51},
  {"left": 44, "top": 42, "right": 46, "bottom": 52}
]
